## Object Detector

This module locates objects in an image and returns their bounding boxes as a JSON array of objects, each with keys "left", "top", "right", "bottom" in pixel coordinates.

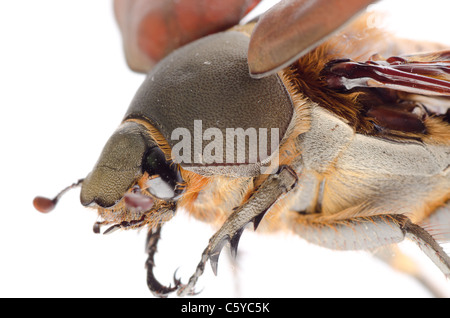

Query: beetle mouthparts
[
  {"left": 124, "top": 192, "right": 154, "bottom": 211},
  {"left": 33, "top": 179, "right": 84, "bottom": 213}
]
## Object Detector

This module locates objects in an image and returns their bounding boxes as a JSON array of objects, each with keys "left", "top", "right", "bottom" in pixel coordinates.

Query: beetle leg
[
  {"left": 177, "top": 165, "right": 299, "bottom": 296},
  {"left": 403, "top": 218, "right": 450, "bottom": 279},
  {"left": 145, "top": 224, "right": 184, "bottom": 298},
  {"left": 374, "top": 245, "right": 448, "bottom": 298},
  {"left": 288, "top": 213, "right": 450, "bottom": 278}
]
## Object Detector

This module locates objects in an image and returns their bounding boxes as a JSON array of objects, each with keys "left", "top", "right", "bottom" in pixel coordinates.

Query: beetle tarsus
[{"left": 145, "top": 224, "right": 185, "bottom": 297}]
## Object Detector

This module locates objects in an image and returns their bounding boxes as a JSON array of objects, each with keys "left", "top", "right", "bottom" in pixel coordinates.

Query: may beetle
[{"left": 34, "top": 0, "right": 450, "bottom": 297}]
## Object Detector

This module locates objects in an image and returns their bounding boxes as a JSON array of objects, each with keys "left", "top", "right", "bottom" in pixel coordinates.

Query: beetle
[{"left": 33, "top": 0, "right": 450, "bottom": 297}]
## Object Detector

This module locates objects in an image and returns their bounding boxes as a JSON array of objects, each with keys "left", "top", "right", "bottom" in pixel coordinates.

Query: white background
[{"left": 1, "top": 0, "right": 449, "bottom": 298}]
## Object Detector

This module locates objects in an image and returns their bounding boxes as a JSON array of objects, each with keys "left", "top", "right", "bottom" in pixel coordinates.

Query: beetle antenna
[{"left": 33, "top": 179, "right": 84, "bottom": 213}]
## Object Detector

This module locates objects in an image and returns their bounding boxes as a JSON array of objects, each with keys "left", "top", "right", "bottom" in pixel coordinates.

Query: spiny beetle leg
[
  {"left": 209, "top": 235, "right": 230, "bottom": 276},
  {"left": 210, "top": 217, "right": 256, "bottom": 273},
  {"left": 229, "top": 227, "right": 245, "bottom": 260},
  {"left": 177, "top": 164, "right": 299, "bottom": 297},
  {"left": 401, "top": 217, "right": 450, "bottom": 278},
  {"left": 145, "top": 224, "right": 183, "bottom": 297}
]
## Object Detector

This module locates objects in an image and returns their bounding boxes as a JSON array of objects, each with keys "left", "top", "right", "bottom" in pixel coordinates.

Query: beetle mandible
[{"left": 34, "top": 0, "right": 450, "bottom": 297}]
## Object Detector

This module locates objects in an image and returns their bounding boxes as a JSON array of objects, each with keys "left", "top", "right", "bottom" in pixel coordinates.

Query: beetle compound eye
[{"left": 142, "top": 147, "right": 184, "bottom": 200}]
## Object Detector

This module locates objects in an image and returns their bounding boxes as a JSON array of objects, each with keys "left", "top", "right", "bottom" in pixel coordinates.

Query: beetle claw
[
  {"left": 172, "top": 268, "right": 182, "bottom": 286},
  {"left": 145, "top": 225, "right": 193, "bottom": 297},
  {"left": 147, "top": 275, "right": 181, "bottom": 298},
  {"left": 177, "top": 284, "right": 202, "bottom": 297},
  {"left": 251, "top": 209, "right": 269, "bottom": 231},
  {"left": 229, "top": 227, "right": 245, "bottom": 260}
]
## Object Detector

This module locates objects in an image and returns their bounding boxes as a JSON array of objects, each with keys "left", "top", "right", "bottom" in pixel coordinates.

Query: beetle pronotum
[{"left": 33, "top": 0, "right": 450, "bottom": 297}]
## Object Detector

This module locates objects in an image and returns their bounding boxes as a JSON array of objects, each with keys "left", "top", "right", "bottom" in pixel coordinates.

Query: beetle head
[
  {"left": 34, "top": 30, "right": 294, "bottom": 231},
  {"left": 79, "top": 121, "right": 183, "bottom": 229}
]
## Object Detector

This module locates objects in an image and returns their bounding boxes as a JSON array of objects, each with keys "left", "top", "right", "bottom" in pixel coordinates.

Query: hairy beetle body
[
  {"left": 81, "top": 16, "right": 450, "bottom": 289},
  {"left": 35, "top": 1, "right": 450, "bottom": 297},
  {"left": 157, "top": 18, "right": 450, "bottom": 235},
  {"left": 290, "top": 105, "right": 450, "bottom": 220}
]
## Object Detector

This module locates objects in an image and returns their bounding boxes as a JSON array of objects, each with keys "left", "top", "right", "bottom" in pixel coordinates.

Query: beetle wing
[
  {"left": 324, "top": 51, "right": 450, "bottom": 99},
  {"left": 114, "top": 0, "right": 261, "bottom": 73},
  {"left": 248, "top": 0, "right": 378, "bottom": 78},
  {"left": 322, "top": 51, "right": 450, "bottom": 132}
]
